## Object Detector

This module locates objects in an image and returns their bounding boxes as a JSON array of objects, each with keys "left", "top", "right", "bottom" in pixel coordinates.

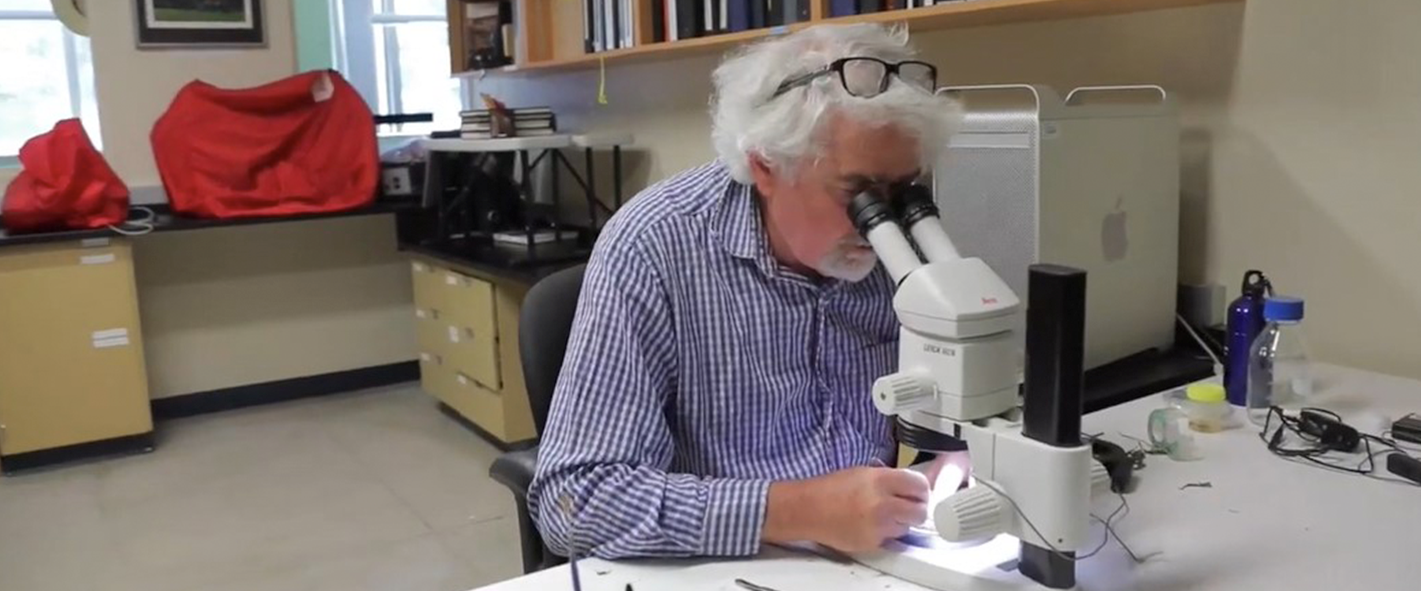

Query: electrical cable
[
  {"left": 106, "top": 206, "right": 157, "bottom": 236},
  {"left": 1175, "top": 314, "right": 1222, "bottom": 375},
  {"left": 973, "top": 480, "right": 1154, "bottom": 564},
  {"left": 1259, "top": 406, "right": 1420, "bottom": 487}
]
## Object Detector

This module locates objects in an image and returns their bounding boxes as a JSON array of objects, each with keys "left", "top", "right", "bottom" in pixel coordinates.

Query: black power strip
[
  {"left": 1392, "top": 414, "right": 1421, "bottom": 445},
  {"left": 1386, "top": 454, "right": 1421, "bottom": 485}
]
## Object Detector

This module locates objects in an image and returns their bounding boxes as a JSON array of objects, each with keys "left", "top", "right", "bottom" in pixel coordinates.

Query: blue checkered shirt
[{"left": 528, "top": 161, "right": 900, "bottom": 559}]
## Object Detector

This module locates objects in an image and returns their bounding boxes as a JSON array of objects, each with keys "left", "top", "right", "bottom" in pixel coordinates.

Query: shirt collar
[
  {"left": 715, "top": 173, "right": 846, "bottom": 290},
  {"left": 715, "top": 176, "right": 780, "bottom": 278}
]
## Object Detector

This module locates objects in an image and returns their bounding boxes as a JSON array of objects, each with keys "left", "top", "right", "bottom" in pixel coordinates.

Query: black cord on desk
[{"left": 1258, "top": 406, "right": 1420, "bottom": 487}]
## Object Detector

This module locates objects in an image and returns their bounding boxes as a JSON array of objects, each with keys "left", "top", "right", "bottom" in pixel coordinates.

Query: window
[
  {"left": 0, "top": 0, "right": 101, "bottom": 164},
  {"left": 335, "top": 0, "right": 463, "bottom": 135}
]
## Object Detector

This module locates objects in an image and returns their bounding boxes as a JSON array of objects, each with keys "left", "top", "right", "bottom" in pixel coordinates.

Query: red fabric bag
[
  {"left": 2, "top": 119, "right": 129, "bottom": 233},
  {"left": 150, "top": 70, "right": 378, "bottom": 219}
]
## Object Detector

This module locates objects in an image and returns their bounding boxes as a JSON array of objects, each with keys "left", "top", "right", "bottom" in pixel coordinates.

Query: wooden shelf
[{"left": 454, "top": 0, "right": 1241, "bottom": 78}]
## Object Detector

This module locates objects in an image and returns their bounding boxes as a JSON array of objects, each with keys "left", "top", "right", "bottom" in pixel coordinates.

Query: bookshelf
[{"left": 450, "top": 0, "right": 1242, "bottom": 77}]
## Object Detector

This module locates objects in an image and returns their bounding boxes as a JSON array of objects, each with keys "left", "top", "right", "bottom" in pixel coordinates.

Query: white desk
[{"left": 476, "top": 363, "right": 1421, "bottom": 591}]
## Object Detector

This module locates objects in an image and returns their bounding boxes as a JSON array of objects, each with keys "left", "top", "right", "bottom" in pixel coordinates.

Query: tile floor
[{"left": 0, "top": 384, "right": 525, "bottom": 591}]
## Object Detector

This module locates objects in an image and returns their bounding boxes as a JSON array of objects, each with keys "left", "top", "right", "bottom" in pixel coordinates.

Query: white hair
[{"left": 711, "top": 23, "right": 962, "bottom": 184}]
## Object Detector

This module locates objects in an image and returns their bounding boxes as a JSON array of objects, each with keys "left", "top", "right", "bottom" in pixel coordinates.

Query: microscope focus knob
[
  {"left": 871, "top": 373, "right": 935, "bottom": 415},
  {"left": 933, "top": 481, "right": 1007, "bottom": 542}
]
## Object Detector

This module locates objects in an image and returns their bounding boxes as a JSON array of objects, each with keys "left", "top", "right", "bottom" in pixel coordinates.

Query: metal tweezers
[{"left": 735, "top": 578, "right": 782, "bottom": 591}]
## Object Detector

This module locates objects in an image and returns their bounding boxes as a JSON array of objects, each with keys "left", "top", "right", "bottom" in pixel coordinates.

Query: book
[
  {"left": 728, "top": 0, "right": 750, "bottom": 32},
  {"left": 750, "top": 0, "right": 767, "bottom": 28},
  {"left": 792, "top": 0, "right": 809, "bottom": 22},
  {"left": 652, "top": 0, "right": 666, "bottom": 42},
  {"left": 592, "top": 0, "right": 604, "bottom": 51},
  {"left": 766, "top": 0, "right": 783, "bottom": 26},
  {"left": 460, "top": 119, "right": 556, "bottom": 128},
  {"left": 609, "top": 0, "right": 620, "bottom": 49},
  {"left": 623, "top": 0, "right": 634, "bottom": 48},
  {"left": 460, "top": 107, "right": 555, "bottom": 116},
  {"left": 830, "top": 0, "right": 857, "bottom": 16},
  {"left": 583, "top": 0, "right": 595, "bottom": 52},
  {"left": 857, "top": 0, "right": 878, "bottom": 13},
  {"left": 675, "top": 0, "right": 700, "bottom": 39}
]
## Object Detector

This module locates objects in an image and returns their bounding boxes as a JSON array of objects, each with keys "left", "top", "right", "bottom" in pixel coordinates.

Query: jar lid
[{"left": 1186, "top": 383, "right": 1226, "bottom": 403}]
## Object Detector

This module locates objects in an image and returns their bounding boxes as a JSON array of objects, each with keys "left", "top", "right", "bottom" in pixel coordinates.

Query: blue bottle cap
[{"left": 1264, "top": 296, "right": 1304, "bottom": 322}]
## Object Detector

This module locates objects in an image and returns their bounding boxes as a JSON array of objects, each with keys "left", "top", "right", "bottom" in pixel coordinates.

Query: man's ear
[{"left": 747, "top": 154, "right": 778, "bottom": 200}]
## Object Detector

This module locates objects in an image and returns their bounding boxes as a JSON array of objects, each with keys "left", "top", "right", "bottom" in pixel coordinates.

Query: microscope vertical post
[{"left": 1018, "top": 264, "right": 1088, "bottom": 589}]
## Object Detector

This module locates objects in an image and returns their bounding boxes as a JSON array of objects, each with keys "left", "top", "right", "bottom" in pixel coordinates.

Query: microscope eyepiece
[
  {"left": 896, "top": 184, "right": 940, "bottom": 229},
  {"left": 848, "top": 191, "right": 896, "bottom": 237}
]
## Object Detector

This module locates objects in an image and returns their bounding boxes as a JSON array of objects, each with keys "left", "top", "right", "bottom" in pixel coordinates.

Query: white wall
[
  {"left": 468, "top": 0, "right": 1421, "bottom": 379},
  {"left": 78, "top": 0, "right": 414, "bottom": 398},
  {"left": 87, "top": 1, "right": 300, "bottom": 188}
]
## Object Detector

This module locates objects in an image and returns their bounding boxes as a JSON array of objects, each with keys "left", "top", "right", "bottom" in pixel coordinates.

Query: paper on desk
[{"left": 569, "top": 548, "right": 933, "bottom": 591}]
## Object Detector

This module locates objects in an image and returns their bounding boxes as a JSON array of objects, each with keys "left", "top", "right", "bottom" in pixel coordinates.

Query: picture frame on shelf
[{"left": 135, "top": 0, "right": 266, "bottom": 48}]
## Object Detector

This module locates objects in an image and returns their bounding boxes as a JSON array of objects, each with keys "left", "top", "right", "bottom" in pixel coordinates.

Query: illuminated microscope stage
[{"left": 849, "top": 528, "right": 1137, "bottom": 591}]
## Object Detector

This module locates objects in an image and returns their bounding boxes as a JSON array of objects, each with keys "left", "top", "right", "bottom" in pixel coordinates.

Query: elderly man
[{"left": 529, "top": 23, "right": 963, "bottom": 559}]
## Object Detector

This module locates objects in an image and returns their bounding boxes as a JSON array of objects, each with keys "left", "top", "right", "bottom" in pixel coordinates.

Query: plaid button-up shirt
[{"left": 529, "top": 160, "right": 900, "bottom": 559}]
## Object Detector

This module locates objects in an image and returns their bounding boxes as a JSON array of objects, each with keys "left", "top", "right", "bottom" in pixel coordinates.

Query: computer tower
[{"left": 932, "top": 85, "right": 1180, "bottom": 370}]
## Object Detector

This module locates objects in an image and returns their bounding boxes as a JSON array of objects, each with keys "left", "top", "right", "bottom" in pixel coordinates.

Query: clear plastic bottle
[{"left": 1247, "top": 297, "right": 1312, "bottom": 426}]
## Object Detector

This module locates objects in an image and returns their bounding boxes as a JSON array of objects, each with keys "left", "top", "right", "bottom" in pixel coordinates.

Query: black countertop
[
  {"left": 0, "top": 202, "right": 418, "bottom": 248},
  {"left": 1084, "top": 347, "right": 1214, "bottom": 413},
  {"left": 399, "top": 238, "right": 590, "bottom": 285}
]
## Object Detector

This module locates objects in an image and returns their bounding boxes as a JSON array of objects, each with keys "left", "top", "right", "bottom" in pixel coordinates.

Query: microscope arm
[{"left": 850, "top": 189, "right": 1095, "bottom": 590}]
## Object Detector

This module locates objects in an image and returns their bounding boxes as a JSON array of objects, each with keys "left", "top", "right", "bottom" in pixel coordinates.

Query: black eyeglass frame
[{"left": 769, "top": 57, "right": 938, "bottom": 100}]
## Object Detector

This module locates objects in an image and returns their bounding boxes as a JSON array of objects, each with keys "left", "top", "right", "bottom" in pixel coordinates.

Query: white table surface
[{"left": 475, "top": 363, "right": 1421, "bottom": 591}]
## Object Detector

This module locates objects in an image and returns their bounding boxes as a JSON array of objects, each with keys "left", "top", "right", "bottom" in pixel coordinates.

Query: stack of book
[
  {"left": 584, "top": 0, "right": 953, "bottom": 48},
  {"left": 459, "top": 107, "right": 558, "bottom": 139}
]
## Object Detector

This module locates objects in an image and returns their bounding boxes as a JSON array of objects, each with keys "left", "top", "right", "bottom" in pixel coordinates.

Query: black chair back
[{"left": 518, "top": 263, "right": 586, "bottom": 435}]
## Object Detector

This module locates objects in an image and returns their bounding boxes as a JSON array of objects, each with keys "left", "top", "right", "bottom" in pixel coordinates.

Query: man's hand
[
  {"left": 922, "top": 450, "right": 973, "bottom": 497},
  {"left": 763, "top": 467, "right": 930, "bottom": 553}
]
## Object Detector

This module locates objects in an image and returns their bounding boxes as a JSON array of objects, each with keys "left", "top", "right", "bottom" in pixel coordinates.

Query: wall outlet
[{"left": 1177, "top": 282, "right": 1225, "bottom": 328}]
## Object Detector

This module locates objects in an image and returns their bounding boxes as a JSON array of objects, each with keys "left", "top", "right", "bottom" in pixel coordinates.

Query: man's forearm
[
  {"left": 533, "top": 466, "right": 773, "bottom": 558},
  {"left": 762, "top": 479, "right": 820, "bottom": 545}
]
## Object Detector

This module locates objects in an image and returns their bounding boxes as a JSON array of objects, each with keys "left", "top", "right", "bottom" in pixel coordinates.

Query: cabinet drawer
[
  {"left": 445, "top": 372, "right": 505, "bottom": 438},
  {"left": 441, "top": 271, "right": 497, "bottom": 339},
  {"left": 415, "top": 310, "right": 450, "bottom": 358},
  {"left": 411, "top": 260, "right": 447, "bottom": 314},
  {"left": 418, "top": 352, "right": 453, "bottom": 402},
  {"left": 445, "top": 328, "right": 500, "bottom": 391}
]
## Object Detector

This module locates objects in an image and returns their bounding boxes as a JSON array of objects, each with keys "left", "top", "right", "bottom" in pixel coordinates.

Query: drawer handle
[
  {"left": 456, "top": 373, "right": 497, "bottom": 392},
  {"left": 447, "top": 326, "right": 477, "bottom": 344}
]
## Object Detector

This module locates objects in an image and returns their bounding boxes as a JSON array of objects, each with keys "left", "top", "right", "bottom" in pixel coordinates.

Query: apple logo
[{"left": 1102, "top": 196, "right": 1128, "bottom": 262}]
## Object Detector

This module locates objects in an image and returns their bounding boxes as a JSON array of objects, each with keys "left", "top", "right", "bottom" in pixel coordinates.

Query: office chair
[{"left": 488, "top": 263, "right": 584, "bottom": 574}]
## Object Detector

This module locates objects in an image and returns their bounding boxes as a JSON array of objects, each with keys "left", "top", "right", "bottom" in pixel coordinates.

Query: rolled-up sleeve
[{"left": 528, "top": 237, "right": 770, "bottom": 559}]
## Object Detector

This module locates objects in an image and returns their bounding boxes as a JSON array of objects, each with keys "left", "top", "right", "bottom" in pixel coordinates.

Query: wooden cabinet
[
  {"left": 410, "top": 256, "right": 535, "bottom": 446},
  {"left": 0, "top": 239, "right": 153, "bottom": 471}
]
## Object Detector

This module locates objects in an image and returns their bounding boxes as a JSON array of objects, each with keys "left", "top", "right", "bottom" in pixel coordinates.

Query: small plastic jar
[{"left": 1165, "top": 383, "right": 1233, "bottom": 433}]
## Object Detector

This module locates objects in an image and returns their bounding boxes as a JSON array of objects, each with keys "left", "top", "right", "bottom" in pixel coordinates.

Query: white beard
[{"left": 814, "top": 236, "right": 879, "bottom": 282}]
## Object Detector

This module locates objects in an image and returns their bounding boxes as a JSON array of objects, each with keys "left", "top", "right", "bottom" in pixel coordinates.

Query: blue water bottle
[{"left": 1225, "top": 270, "right": 1271, "bottom": 406}]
